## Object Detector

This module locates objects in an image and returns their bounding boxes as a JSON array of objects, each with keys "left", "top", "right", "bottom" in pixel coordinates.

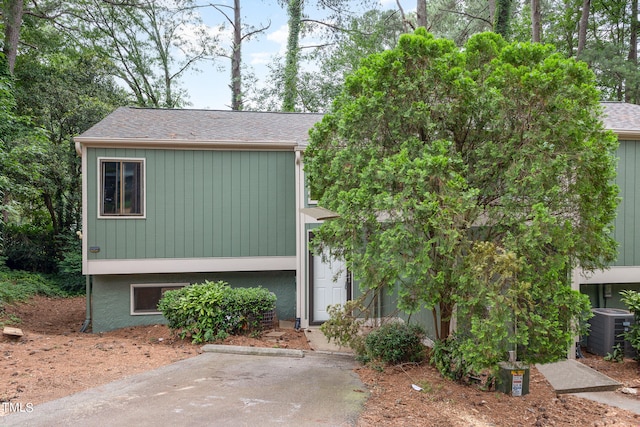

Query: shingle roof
[
  {"left": 76, "top": 107, "right": 324, "bottom": 144},
  {"left": 601, "top": 102, "right": 640, "bottom": 134},
  {"left": 77, "top": 103, "right": 640, "bottom": 148}
]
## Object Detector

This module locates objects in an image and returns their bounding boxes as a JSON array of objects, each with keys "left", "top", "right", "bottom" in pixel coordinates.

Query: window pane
[
  {"left": 134, "top": 287, "right": 162, "bottom": 312},
  {"left": 101, "top": 161, "right": 120, "bottom": 215},
  {"left": 133, "top": 285, "right": 184, "bottom": 313},
  {"left": 123, "top": 162, "right": 142, "bottom": 214}
]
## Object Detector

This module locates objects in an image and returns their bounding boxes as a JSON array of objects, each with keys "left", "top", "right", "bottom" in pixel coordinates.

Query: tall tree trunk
[
  {"left": 531, "top": 0, "right": 541, "bottom": 42},
  {"left": 494, "top": 0, "right": 512, "bottom": 39},
  {"left": 416, "top": 0, "right": 427, "bottom": 29},
  {"left": 488, "top": 0, "right": 496, "bottom": 24},
  {"left": 435, "top": 301, "right": 455, "bottom": 341},
  {"left": 231, "top": 0, "right": 242, "bottom": 110},
  {"left": 577, "top": 0, "right": 590, "bottom": 56},
  {"left": 282, "top": 0, "right": 301, "bottom": 112},
  {"left": 626, "top": 0, "right": 638, "bottom": 103},
  {"left": 3, "top": 0, "right": 24, "bottom": 75}
]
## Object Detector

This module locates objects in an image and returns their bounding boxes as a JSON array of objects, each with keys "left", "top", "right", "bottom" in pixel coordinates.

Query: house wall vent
[{"left": 586, "top": 308, "right": 636, "bottom": 358}]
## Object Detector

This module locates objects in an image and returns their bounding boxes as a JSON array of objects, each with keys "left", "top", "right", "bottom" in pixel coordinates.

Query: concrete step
[{"left": 536, "top": 359, "right": 621, "bottom": 394}]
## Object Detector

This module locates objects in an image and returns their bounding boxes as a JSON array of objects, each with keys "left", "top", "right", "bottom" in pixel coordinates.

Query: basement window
[{"left": 130, "top": 283, "right": 187, "bottom": 315}]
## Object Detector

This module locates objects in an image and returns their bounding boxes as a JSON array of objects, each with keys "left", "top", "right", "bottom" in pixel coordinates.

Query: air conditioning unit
[{"left": 586, "top": 308, "right": 636, "bottom": 358}]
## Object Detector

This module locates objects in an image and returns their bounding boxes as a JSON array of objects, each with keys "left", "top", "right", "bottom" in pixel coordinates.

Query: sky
[{"left": 182, "top": 0, "right": 411, "bottom": 110}]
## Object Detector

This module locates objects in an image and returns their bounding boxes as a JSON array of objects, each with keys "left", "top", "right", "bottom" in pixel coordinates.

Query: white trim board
[
  {"left": 84, "top": 256, "right": 297, "bottom": 275},
  {"left": 573, "top": 266, "right": 640, "bottom": 287}
]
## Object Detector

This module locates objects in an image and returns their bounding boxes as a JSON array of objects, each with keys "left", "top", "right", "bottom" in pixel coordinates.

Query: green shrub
[
  {"left": 431, "top": 334, "right": 473, "bottom": 382},
  {"left": 360, "top": 322, "right": 426, "bottom": 365},
  {"left": 0, "top": 270, "right": 66, "bottom": 304},
  {"left": 158, "top": 280, "right": 277, "bottom": 344},
  {"left": 620, "top": 290, "right": 640, "bottom": 359}
]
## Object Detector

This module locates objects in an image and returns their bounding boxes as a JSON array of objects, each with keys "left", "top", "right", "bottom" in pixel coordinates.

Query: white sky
[{"left": 182, "top": 0, "right": 413, "bottom": 110}]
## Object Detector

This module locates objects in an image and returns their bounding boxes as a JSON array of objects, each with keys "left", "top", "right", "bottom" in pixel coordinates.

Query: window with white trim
[
  {"left": 100, "top": 158, "right": 144, "bottom": 217},
  {"left": 130, "top": 283, "right": 187, "bottom": 315}
]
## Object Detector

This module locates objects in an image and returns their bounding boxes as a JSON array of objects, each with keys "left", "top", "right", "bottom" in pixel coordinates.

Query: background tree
[
  {"left": 211, "top": 0, "right": 270, "bottom": 110},
  {"left": 0, "top": 16, "right": 128, "bottom": 284},
  {"left": 494, "top": 0, "right": 513, "bottom": 38},
  {"left": 67, "top": 0, "right": 219, "bottom": 108},
  {"left": 276, "top": 0, "right": 381, "bottom": 112},
  {"left": 282, "top": 0, "right": 301, "bottom": 111},
  {"left": 286, "top": 9, "right": 405, "bottom": 112},
  {"left": 305, "top": 30, "right": 618, "bottom": 376}
]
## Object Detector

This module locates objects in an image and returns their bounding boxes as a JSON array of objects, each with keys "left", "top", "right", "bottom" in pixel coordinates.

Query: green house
[{"left": 75, "top": 107, "right": 342, "bottom": 332}]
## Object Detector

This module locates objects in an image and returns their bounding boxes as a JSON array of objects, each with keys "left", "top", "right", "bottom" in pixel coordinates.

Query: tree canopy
[{"left": 305, "top": 29, "right": 619, "bottom": 375}]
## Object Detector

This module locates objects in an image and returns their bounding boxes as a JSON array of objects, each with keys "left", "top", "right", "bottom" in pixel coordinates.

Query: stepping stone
[
  {"left": 264, "top": 331, "right": 286, "bottom": 339},
  {"left": 3, "top": 327, "right": 24, "bottom": 338}
]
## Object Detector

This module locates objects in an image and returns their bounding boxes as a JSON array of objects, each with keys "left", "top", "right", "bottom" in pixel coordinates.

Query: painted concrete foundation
[{"left": 90, "top": 271, "right": 296, "bottom": 333}]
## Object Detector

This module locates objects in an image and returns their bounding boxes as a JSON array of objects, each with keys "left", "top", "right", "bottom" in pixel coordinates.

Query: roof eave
[
  {"left": 73, "top": 137, "right": 300, "bottom": 152},
  {"left": 610, "top": 129, "right": 640, "bottom": 140}
]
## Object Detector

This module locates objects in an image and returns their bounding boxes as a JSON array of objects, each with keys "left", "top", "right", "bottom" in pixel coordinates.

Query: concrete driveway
[{"left": 0, "top": 350, "right": 367, "bottom": 427}]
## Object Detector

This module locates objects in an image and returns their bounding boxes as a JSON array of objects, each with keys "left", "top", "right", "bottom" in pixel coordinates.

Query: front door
[{"left": 309, "top": 233, "right": 349, "bottom": 324}]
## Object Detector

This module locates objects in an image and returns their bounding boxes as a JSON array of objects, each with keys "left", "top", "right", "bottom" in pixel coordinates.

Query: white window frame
[
  {"left": 130, "top": 283, "right": 188, "bottom": 315},
  {"left": 98, "top": 157, "right": 146, "bottom": 219}
]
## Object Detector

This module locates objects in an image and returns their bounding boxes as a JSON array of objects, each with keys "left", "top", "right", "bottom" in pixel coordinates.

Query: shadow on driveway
[{"left": 1, "top": 351, "right": 368, "bottom": 427}]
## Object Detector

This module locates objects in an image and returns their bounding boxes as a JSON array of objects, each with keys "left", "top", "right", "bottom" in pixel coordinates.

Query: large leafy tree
[
  {"left": 305, "top": 30, "right": 618, "bottom": 375},
  {"left": 1, "top": 18, "right": 129, "bottom": 274},
  {"left": 66, "top": 0, "right": 219, "bottom": 108}
]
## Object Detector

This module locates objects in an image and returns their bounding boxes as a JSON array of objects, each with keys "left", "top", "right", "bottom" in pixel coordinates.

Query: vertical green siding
[
  {"left": 87, "top": 148, "right": 296, "bottom": 259},
  {"left": 614, "top": 140, "right": 640, "bottom": 266}
]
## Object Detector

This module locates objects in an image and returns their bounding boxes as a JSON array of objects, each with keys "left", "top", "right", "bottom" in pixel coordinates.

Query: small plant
[
  {"left": 0, "top": 313, "right": 22, "bottom": 328},
  {"left": 320, "top": 299, "right": 367, "bottom": 354},
  {"left": 360, "top": 322, "right": 426, "bottom": 365},
  {"left": 431, "top": 334, "right": 473, "bottom": 382},
  {"left": 604, "top": 344, "right": 624, "bottom": 363}
]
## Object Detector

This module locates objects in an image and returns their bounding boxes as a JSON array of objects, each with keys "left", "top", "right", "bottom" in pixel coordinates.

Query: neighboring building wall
[
  {"left": 613, "top": 139, "right": 640, "bottom": 267},
  {"left": 581, "top": 283, "right": 640, "bottom": 310},
  {"left": 573, "top": 139, "right": 640, "bottom": 308},
  {"left": 91, "top": 271, "right": 296, "bottom": 332},
  {"left": 85, "top": 148, "right": 296, "bottom": 261}
]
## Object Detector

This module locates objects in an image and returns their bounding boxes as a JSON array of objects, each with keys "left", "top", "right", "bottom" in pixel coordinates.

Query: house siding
[
  {"left": 91, "top": 271, "right": 296, "bottom": 333},
  {"left": 613, "top": 139, "right": 640, "bottom": 266},
  {"left": 86, "top": 148, "right": 296, "bottom": 260}
]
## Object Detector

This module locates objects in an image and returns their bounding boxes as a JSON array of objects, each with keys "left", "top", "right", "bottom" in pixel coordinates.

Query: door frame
[{"left": 308, "top": 231, "right": 352, "bottom": 325}]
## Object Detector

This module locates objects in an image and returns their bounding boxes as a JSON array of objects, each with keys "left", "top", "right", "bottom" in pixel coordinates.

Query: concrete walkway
[
  {"left": 537, "top": 359, "right": 640, "bottom": 414},
  {"left": 304, "top": 327, "right": 353, "bottom": 354},
  {"left": 0, "top": 350, "right": 367, "bottom": 427}
]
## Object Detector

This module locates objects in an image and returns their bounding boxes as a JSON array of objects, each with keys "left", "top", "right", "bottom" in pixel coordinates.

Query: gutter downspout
[{"left": 79, "top": 275, "right": 92, "bottom": 332}]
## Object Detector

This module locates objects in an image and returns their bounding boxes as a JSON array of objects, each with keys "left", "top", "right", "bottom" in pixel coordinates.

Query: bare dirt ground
[{"left": 2, "top": 296, "right": 640, "bottom": 426}]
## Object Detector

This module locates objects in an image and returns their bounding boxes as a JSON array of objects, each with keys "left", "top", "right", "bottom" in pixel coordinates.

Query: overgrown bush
[
  {"left": 359, "top": 322, "right": 426, "bottom": 365},
  {"left": 158, "top": 280, "right": 277, "bottom": 343}
]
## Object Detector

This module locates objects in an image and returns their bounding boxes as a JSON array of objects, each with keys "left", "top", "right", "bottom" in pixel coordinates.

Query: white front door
[{"left": 311, "top": 247, "right": 348, "bottom": 323}]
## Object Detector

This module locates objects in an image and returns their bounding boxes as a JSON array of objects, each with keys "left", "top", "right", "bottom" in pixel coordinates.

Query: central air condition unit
[{"left": 586, "top": 308, "right": 636, "bottom": 358}]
